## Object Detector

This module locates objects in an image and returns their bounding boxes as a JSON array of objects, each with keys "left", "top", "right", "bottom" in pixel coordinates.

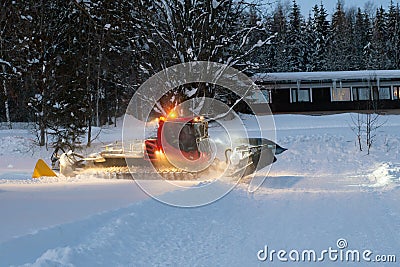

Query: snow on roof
[{"left": 252, "top": 70, "right": 400, "bottom": 82}]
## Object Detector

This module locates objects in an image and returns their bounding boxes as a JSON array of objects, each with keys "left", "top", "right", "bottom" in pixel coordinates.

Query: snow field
[{"left": 0, "top": 113, "right": 399, "bottom": 266}]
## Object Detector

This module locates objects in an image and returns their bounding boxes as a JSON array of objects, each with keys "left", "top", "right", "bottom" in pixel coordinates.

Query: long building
[{"left": 250, "top": 70, "right": 400, "bottom": 114}]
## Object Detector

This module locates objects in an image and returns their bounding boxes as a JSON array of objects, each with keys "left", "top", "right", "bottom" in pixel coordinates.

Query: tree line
[
  {"left": 1, "top": 0, "right": 399, "bottom": 149},
  {"left": 249, "top": 0, "right": 400, "bottom": 73}
]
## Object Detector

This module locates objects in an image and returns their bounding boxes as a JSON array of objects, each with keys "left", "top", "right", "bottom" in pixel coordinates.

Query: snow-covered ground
[{"left": 0, "top": 113, "right": 399, "bottom": 266}]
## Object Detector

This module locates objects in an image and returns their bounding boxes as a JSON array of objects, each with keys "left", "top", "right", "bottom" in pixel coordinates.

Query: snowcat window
[
  {"left": 163, "top": 122, "right": 180, "bottom": 149},
  {"left": 163, "top": 121, "right": 199, "bottom": 152},
  {"left": 193, "top": 122, "right": 207, "bottom": 139},
  {"left": 178, "top": 124, "right": 198, "bottom": 152}
]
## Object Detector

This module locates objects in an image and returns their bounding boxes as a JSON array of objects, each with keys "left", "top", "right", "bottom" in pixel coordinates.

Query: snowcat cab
[
  {"left": 144, "top": 116, "right": 213, "bottom": 172},
  {"left": 161, "top": 116, "right": 209, "bottom": 156}
]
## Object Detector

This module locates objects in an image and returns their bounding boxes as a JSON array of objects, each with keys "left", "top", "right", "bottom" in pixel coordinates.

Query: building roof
[{"left": 252, "top": 70, "right": 400, "bottom": 82}]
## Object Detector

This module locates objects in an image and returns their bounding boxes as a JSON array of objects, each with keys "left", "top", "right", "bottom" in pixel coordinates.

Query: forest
[{"left": 1, "top": 0, "right": 399, "bottom": 148}]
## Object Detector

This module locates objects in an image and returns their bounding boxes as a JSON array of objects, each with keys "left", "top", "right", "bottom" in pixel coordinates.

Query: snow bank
[{"left": 367, "top": 163, "right": 400, "bottom": 189}]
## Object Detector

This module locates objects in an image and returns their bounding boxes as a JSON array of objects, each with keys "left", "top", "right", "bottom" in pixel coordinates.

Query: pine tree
[
  {"left": 269, "top": 3, "right": 288, "bottom": 72},
  {"left": 309, "top": 3, "right": 330, "bottom": 71},
  {"left": 286, "top": 0, "right": 306, "bottom": 72},
  {"left": 368, "top": 6, "right": 389, "bottom": 69},
  {"left": 387, "top": 1, "right": 400, "bottom": 68},
  {"left": 20, "top": 0, "right": 64, "bottom": 146},
  {"left": 353, "top": 8, "right": 371, "bottom": 70},
  {"left": 243, "top": 6, "right": 269, "bottom": 74},
  {"left": 20, "top": 0, "right": 94, "bottom": 148},
  {"left": 303, "top": 14, "right": 315, "bottom": 71},
  {"left": 0, "top": 1, "right": 23, "bottom": 128},
  {"left": 346, "top": 7, "right": 359, "bottom": 70},
  {"left": 328, "top": 1, "right": 353, "bottom": 70}
]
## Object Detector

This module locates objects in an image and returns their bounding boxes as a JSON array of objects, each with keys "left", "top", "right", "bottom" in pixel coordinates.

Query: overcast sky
[{"left": 291, "top": 0, "right": 396, "bottom": 16}]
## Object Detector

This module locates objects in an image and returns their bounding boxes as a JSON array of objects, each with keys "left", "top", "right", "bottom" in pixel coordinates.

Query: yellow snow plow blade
[{"left": 32, "top": 159, "right": 57, "bottom": 178}]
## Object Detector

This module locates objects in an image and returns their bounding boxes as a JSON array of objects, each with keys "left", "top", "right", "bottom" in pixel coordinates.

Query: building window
[
  {"left": 393, "top": 86, "right": 400, "bottom": 100},
  {"left": 332, "top": 87, "right": 351, "bottom": 101},
  {"left": 290, "top": 88, "right": 311, "bottom": 103},
  {"left": 352, "top": 87, "right": 371, "bottom": 100},
  {"left": 378, "top": 87, "right": 391, "bottom": 100},
  {"left": 246, "top": 90, "right": 271, "bottom": 104},
  {"left": 262, "top": 90, "right": 272, "bottom": 103}
]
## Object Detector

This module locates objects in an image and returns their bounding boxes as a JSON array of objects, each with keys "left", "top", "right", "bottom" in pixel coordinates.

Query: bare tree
[
  {"left": 131, "top": 0, "right": 272, "bottom": 116},
  {"left": 351, "top": 83, "right": 387, "bottom": 154},
  {"left": 350, "top": 112, "right": 364, "bottom": 151},
  {"left": 364, "top": 102, "right": 387, "bottom": 155}
]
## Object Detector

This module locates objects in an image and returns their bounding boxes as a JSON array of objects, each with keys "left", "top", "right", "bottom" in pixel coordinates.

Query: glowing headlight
[{"left": 155, "top": 149, "right": 164, "bottom": 157}]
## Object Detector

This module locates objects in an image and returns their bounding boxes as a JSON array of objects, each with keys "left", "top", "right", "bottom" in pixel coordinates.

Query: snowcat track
[{"left": 74, "top": 166, "right": 201, "bottom": 180}]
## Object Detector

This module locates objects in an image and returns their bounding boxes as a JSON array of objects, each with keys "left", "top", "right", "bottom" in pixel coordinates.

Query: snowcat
[{"left": 33, "top": 115, "right": 286, "bottom": 180}]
